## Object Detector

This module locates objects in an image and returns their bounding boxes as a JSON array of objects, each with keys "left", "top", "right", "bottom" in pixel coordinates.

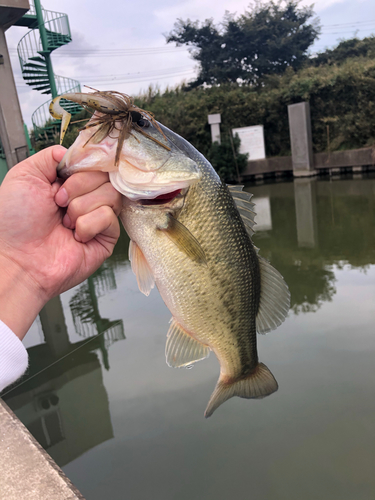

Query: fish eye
[
  {"left": 130, "top": 110, "right": 142, "bottom": 122},
  {"left": 137, "top": 118, "right": 149, "bottom": 128}
]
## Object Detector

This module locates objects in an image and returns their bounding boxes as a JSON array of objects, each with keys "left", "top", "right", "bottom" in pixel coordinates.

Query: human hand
[{"left": 0, "top": 145, "right": 122, "bottom": 338}]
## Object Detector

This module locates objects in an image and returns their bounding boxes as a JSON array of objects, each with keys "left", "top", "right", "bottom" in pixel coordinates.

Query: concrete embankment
[{"left": 0, "top": 398, "right": 85, "bottom": 500}]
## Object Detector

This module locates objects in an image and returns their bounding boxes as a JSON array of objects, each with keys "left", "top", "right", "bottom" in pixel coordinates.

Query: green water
[{"left": 2, "top": 175, "right": 375, "bottom": 500}]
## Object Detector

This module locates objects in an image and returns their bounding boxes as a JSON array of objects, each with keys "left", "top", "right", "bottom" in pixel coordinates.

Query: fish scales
[
  {"left": 122, "top": 154, "right": 260, "bottom": 378},
  {"left": 53, "top": 90, "right": 290, "bottom": 417}
]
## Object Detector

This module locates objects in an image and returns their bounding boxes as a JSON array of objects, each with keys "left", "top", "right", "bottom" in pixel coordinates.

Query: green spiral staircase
[{"left": 16, "top": 0, "right": 82, "bottom": 142}]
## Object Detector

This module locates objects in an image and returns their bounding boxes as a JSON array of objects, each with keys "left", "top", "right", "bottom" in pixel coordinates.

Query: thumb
[{"left": 16, "top": 145, "right": 67, "bottom": 184}]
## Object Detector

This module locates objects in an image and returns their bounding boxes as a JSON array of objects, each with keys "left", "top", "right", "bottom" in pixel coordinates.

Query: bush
[{"left": 135, "top": 56, "right": 375, "bottom": 157}]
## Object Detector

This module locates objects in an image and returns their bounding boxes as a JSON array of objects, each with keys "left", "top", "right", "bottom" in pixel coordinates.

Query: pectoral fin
[
  {"left": 166, "top": 318, "right": 210, "bottom": 368},
  {"left": 128, "top": 240, "right": 155, "bottom": 296},
  {"left": 158, "top": 214, "right": 207, "bottom": 265}
]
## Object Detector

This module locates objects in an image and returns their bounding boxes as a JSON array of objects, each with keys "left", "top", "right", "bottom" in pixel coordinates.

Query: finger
[
  {"left": 75, "top": 206, "right": 120, "bottom": 245},
  {"left": 14, "top": 146, "right": 67, "bottom": 184},
  {"left": 55, "top": 171, "right": 111, "bottom": 207},
  {"left": 63, "top": 182, "right": 122, "bottom": 228},
  {"left": 51, "top": 179, "right": 63, "bottom": 197}
]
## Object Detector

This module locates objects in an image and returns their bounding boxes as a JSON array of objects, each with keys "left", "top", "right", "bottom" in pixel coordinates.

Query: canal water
[{"left": 2, "top": 174, "right": 375, "bottom": 500}]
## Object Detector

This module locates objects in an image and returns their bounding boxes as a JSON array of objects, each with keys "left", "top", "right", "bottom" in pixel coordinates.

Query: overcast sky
[{"left": 5, "top": 0, "right": 375, "bottom": 128}]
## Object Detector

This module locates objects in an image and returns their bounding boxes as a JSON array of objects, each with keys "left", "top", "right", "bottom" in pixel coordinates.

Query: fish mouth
[{"left": 138, "top": 189, "right": 184, "bottom": 206}]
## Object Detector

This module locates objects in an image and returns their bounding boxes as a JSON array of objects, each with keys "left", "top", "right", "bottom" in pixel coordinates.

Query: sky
[{"left": 5, "top": 0, "right": 375, "bottom": 128}]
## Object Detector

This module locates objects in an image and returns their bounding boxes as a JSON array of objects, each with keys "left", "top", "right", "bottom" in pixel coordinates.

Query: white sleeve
[{"left": 0, "top": 320, "right": 28, "bottom": 392}]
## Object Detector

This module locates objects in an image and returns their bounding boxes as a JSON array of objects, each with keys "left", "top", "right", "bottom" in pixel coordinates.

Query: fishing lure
[{"left": 49, "top": 88, "right": 170, "bottom": 165}]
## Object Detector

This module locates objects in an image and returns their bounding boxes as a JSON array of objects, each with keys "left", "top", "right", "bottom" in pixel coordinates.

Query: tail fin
[{"left": 204, "top": 362, "right": 278, "bottom": 418}]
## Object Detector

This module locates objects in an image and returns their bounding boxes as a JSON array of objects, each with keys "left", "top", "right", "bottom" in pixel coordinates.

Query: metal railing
[
  {"left": 31, "top": 78, "right": 81, "bottom": 135},
  {"left": 17, "top": 13, "right": 71, "bottom": 72}
]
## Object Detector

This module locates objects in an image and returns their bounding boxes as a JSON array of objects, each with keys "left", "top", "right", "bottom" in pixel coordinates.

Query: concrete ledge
[
  {"left": 243, "top": 156, "right": 293, "bottom": 177},
  {"left": 242, "top": 147, "right": 375, "bottom": 179},
  {"left": 0, "top": 398, "right": 85, "bottom": 500},
  {"left": 314, "top": 147, "right": 375, "bottom": 169}
]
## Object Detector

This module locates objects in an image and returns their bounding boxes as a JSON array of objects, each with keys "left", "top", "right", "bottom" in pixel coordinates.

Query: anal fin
[
  {"left": 128, "top": 240, "right": 155, "bottom": 296},
  {"left": 166, "top": 318, "right": 210, "bottom": 368}
]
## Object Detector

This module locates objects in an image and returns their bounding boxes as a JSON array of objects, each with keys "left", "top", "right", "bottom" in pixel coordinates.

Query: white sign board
[{"left": 232, "top": 125, "right": 266, "bottom": 161}]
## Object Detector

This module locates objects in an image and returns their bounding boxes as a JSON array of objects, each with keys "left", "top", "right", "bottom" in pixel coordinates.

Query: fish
[{"left": 51, "top": 91, "right": 290, "bottom": 417}]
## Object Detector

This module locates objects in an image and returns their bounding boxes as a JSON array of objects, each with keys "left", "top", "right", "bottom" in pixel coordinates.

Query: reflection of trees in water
[
  {"left": 289, "top": 263, "right": 336, "bottom": 314},
  {"left": 251, "top": 178, "right": 375, "bottom": 314}
]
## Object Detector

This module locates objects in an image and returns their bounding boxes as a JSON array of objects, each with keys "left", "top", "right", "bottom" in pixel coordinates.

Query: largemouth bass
[{"left": 53, "top": 91, "right": 290, "bottom": 417}]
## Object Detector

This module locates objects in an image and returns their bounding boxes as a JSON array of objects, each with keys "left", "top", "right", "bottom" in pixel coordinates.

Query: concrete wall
[{"left": 0, "top": 2, "right": 29, "bottom": 170}]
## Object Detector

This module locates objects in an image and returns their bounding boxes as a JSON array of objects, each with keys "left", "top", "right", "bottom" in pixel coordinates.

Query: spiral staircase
[{"left": 15, "top": 0, "right": 82, "bottom": 142}]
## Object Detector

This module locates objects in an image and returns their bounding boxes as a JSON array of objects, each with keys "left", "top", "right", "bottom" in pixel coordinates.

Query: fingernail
[
  {"left": 63, "top": 213, "right": 71, "bottom": 228},
  {"left": 74, "top": 231, "right": 82, "bottom": 242},
  {"left": 55, "top": 187, "right": 69, "bottom": 207}
]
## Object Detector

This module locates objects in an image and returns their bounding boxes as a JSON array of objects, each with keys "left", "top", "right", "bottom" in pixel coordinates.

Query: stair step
[
  {"left": 25, "top": 81, "right": 50, "bottom": 87},
  {"left": 24, "top": 75, "right": 49, "bottom": 81},
  {"left": 23, "top": 63, "right": 46, "bottom": 70},
  {"left": 14, "top": 14, "right": 38, "bottom": 29},
  {"left": 25, "top": 81, "right": 50, "bottom": 88},
  {"left": 33, "top": 84, "right": 52, "bottom": 91},
  {"left": 29, "top": 56, "right": 45, "bottom": 63},
  {"left": 24, "top": 77, "right": 49, "bottom": 83},
  {"left": 41, "top": 90, "right": 53, "bottom": 95},
  {"left": 23, "top": 70, "right": 48, "bottom": 76},
  {"left": 44, "top": 123, "right": 61, "bottom": 129}
]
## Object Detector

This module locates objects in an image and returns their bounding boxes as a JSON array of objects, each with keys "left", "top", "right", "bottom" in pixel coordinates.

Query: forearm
[{"left": 0, "top": 254, "right": 47, "bottom": 340}]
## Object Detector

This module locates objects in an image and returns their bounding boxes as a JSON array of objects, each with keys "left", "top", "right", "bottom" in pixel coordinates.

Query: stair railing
[
  {"left": 17, "top": 13, "right": 71, "bottom": 72},
  {"left": 17, "top": 1, "right": 82, "bottom": 140}
]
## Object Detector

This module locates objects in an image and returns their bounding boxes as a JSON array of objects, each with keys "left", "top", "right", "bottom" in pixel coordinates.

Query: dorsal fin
[
  {"left": 228, "top": 185, "right": 290, "bottom": 333},
  {"left": 256, "top": 256, "right": 290, "bottom": 334},
  {"left": 228, "top": 184, "right": 256, "bottom": 237}
]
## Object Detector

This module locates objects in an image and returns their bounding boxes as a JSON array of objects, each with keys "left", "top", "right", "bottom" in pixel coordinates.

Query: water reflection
[
  {"left": 70, "top": 263, "right": 125, "bottom": 370},
  {"left": 1, "top": 175, "right": 375, "bottom": 499},
  {"left": 250, "top": 175, "right": 375, "bottom": 314},
  {"left": 2, "top": 262, "right": 126, "bottom": 466}
]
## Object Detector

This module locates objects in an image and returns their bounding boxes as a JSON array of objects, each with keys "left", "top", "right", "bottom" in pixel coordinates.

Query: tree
[
  {"left": 166, "top": 1, "right": 321, "bottom": 87},
  {"left": 309, "top": 35, "right": 375, "bottom": 67},
  {"left": 206, "top": 134, "right": 249, "bottom": 182}
]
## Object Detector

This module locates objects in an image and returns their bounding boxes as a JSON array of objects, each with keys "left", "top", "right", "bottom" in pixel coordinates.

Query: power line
[
  {"left": 8, "top": 46, "right": 188, "bottom": 58},
  {"left": 320, "top": 28, "right": 375, "bottom": 35},
  {"left": 15, "top": 65, "right": 194, "bottom": 81},
  {"left": 322, "top": 19, "right": 375, "bottom": 27},
  {"left": 7, "top": 20, "right": 375, "bottom": 59},
  {"left": 15, "top": 68, "right": 196, "bottom": 87}
]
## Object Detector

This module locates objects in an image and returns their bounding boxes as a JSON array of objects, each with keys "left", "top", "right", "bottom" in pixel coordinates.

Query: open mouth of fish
[{"left": 138, "top": 189, "right": 183, "bottom": 205}]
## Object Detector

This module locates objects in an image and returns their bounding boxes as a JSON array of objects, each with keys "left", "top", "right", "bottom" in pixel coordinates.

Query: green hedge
[{"left": 134, "top": 57, "right": 375, "bottom": 158}]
